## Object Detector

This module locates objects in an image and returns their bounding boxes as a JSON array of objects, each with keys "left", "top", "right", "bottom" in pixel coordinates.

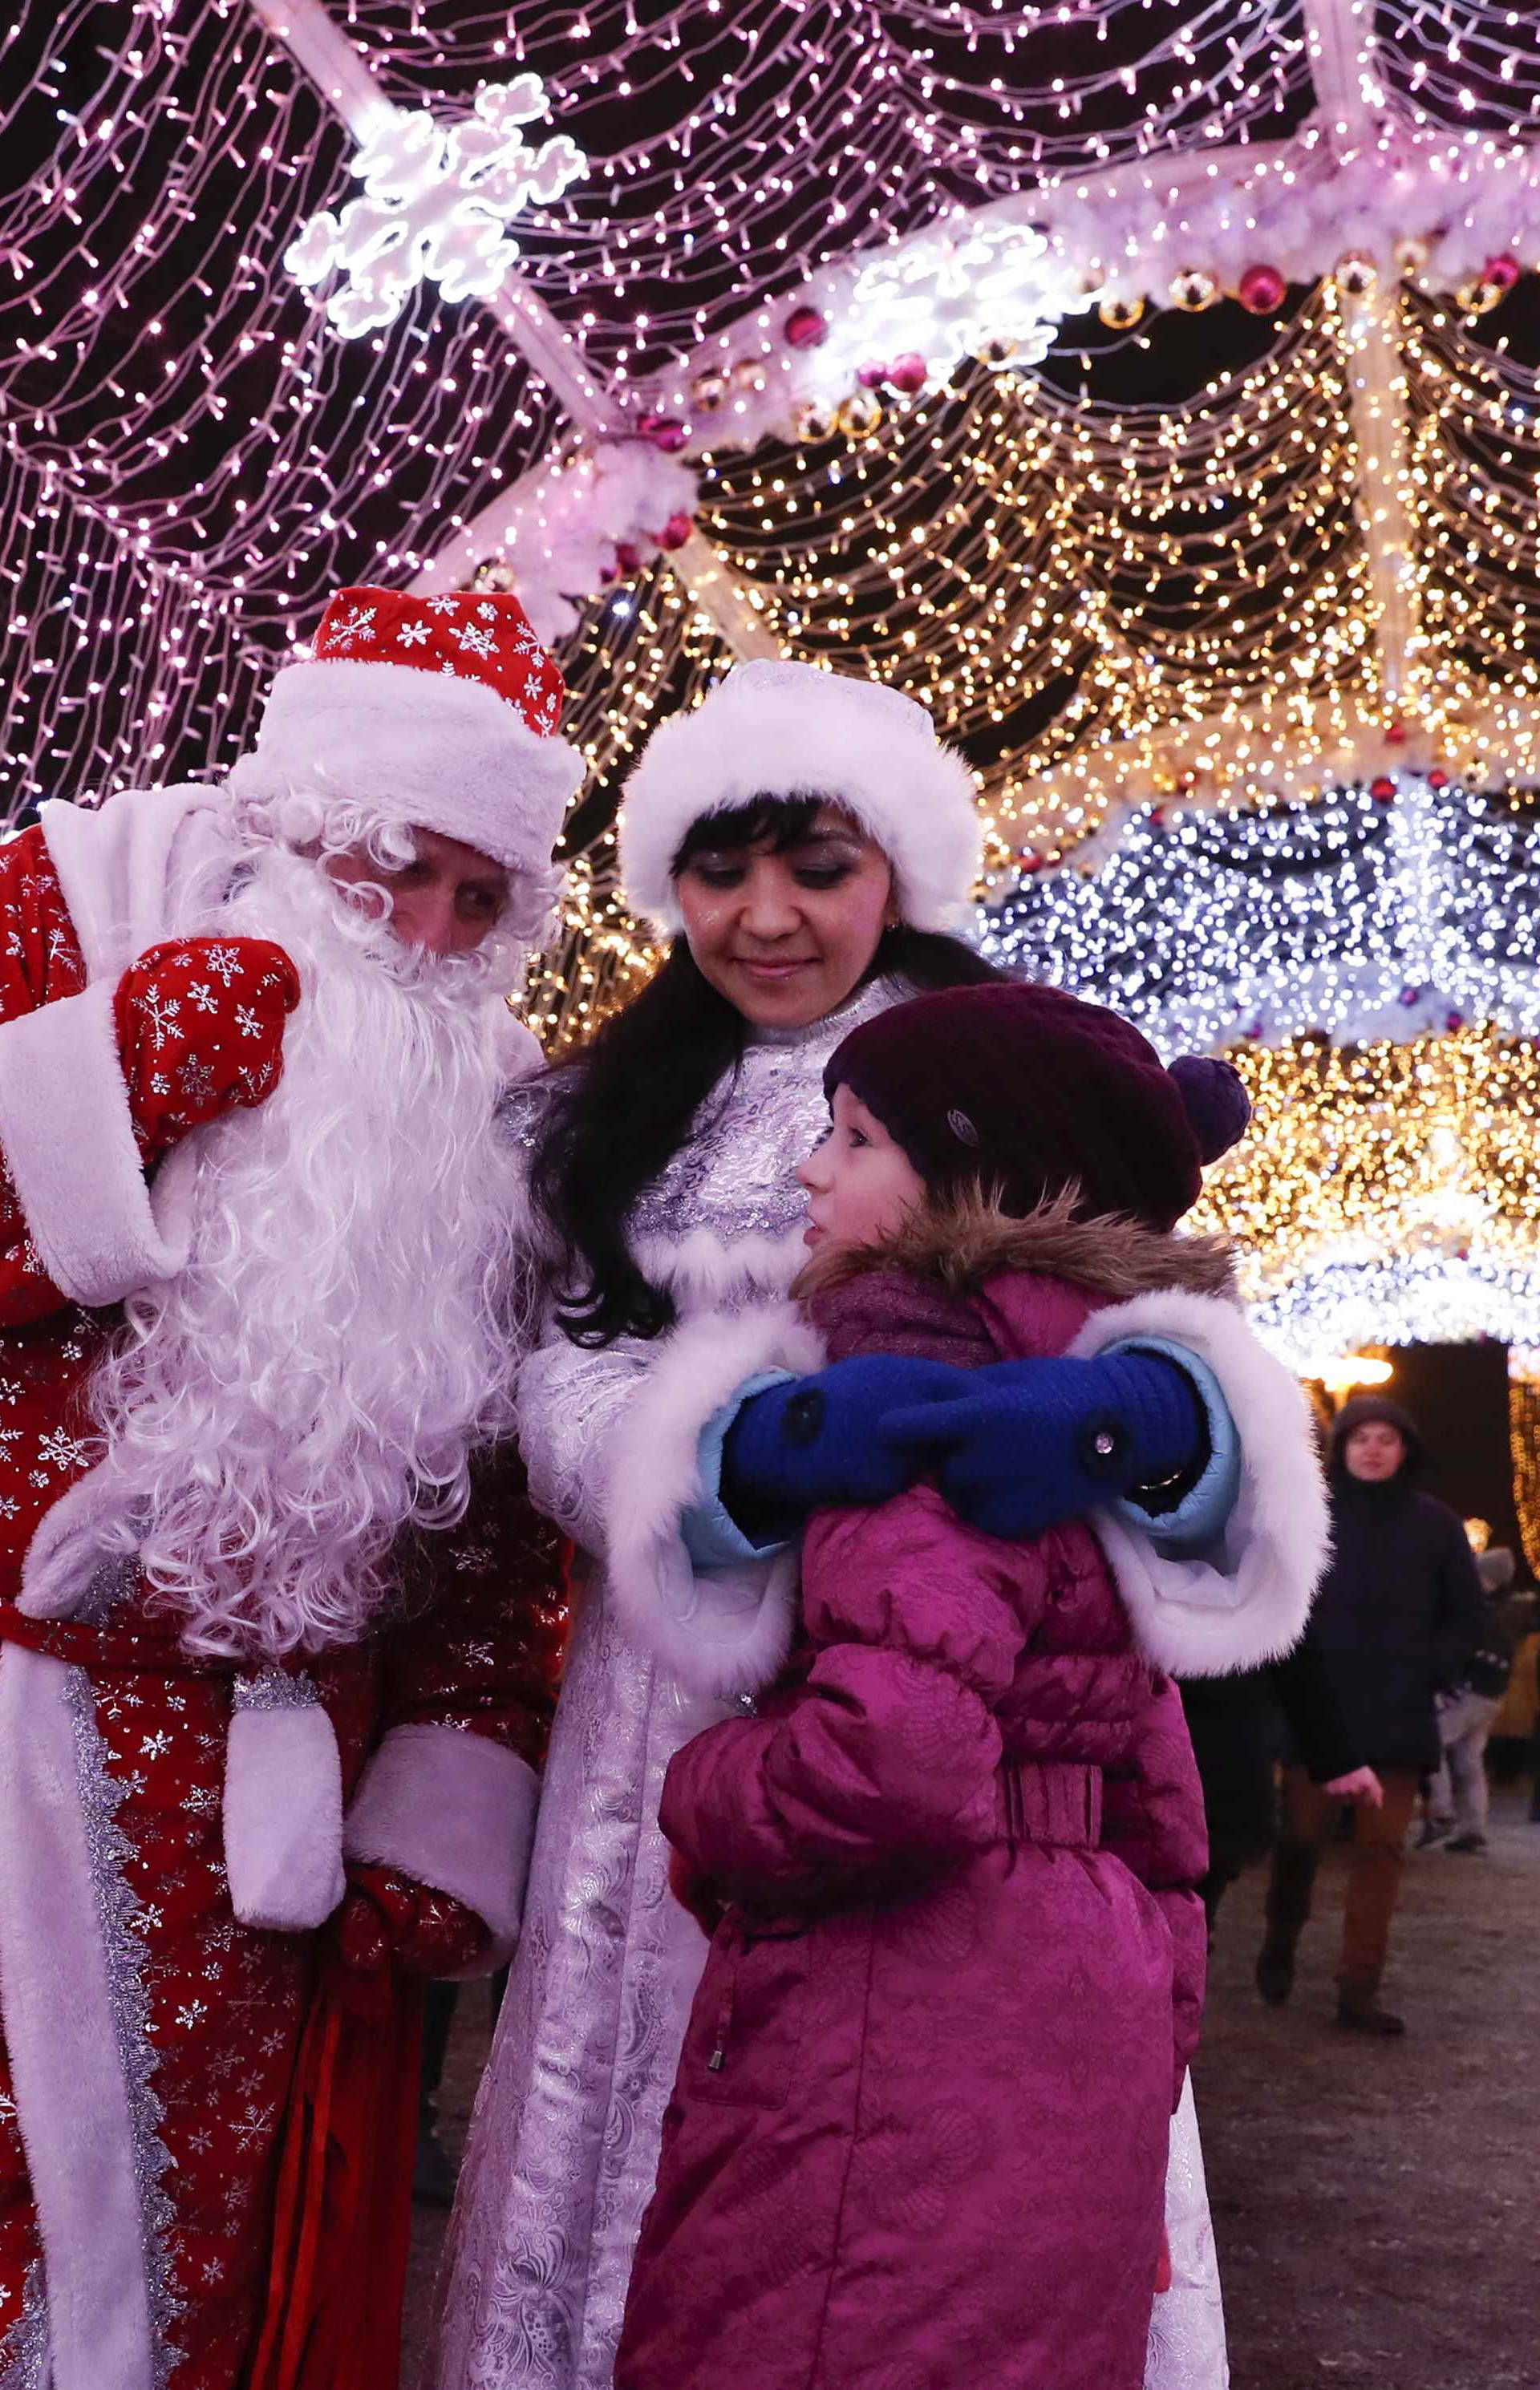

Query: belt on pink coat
[{"left": 996, "top": 1758, "right": 1104, "bottom": 1849}]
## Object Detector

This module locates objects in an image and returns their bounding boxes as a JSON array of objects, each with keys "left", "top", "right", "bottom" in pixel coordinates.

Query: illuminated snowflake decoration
[
  {"left": 823, "top": 217, "right": 1080, "bottom": 389},
  {"left": 286, "top": 76, "right": 587, "bottom": 338}
]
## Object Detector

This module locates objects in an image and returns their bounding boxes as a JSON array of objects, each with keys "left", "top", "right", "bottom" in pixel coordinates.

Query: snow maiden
[{"left": 435, "top": 659, "right": 1327, "bottom": 2390}]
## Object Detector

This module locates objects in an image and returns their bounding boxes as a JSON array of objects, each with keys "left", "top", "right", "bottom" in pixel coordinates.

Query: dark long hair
[{"left": 530, "top": 799, "right": 1009, "bottom": 1347}]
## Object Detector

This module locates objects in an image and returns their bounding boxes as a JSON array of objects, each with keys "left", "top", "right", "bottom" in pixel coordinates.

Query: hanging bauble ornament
[
  {"left": 657, "top": 511, "right": 694, "bottom": 553},
  {"left": 837, "top": 390, "right": 885, "bottom": 441},
  {"left": 1393, "top": 237, "right": 1430, "bottom": 278},
  {"left": 1169, "top": 269, "right": 1219, "bottom": 313},
  {"left": 1097, "top": 293, "right": 1145, "bottom": 331},
  {"left": 971, "top": 332, "right": 1021, "bottom": 369},
  {"left": 1237, "top": 263, "right": 1287, "bottom": 315},
  {"left": 637, "top": 411, "right": 688, "bottom": 453},
  {"left": 1428, "top": 767, "right": 1449, "bottom": 790},
  {"left": 889, "top": 352, "right": 930, "bottom": 395},
  {"left": 784, "top": 304, "right": 829, "bottom": 350},
  {"left": 614, "top": 540, "right": 643, "bottom": 577},
  {"left": 857, "top": 359, "right": 890, "bottom": 390},
  {"left": 1485, "top": 253, "right": 1522, "bottom": 294},
  {"left": 1334, "top": 252, "right": 1378, "bottom": 298},
  {"left": 730, "top": 357, "right": 768, "bottom": 394},
  {"left": 793, "top": 399, "right": 840, "bottom": 444},
  {"left": 1370, "top": 776, "right": 1396, "bottom": 802},
  {"left": 472, "top": 561, "right": 517, "bottom": 593},
  {"left": 1458, "top": 275, "right": 1506, "bottom": 314},
  {"left": 691, "top": 369, "right": 729, "bottom": 415}
]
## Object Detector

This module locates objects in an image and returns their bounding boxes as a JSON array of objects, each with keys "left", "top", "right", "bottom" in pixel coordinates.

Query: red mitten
[
  {"left": 331, "top": 1863, "right": 491, "bottom": 1979},
  {"left": 114, "top": 937, "right": 302, "bottom": 1165}
]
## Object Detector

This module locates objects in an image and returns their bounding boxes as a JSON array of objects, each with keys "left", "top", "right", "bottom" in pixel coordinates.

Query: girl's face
[
  {"left": 797, "top": 1083, "right": 925, "bottom": 1254},
  {"left": 675, "top": 804, "right": 895, "bottom": 1030}
]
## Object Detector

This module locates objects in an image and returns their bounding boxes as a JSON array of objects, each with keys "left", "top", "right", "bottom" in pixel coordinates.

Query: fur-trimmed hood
[{"left": 795, "top": 1188, "right": 1237, "bottom": 1311}]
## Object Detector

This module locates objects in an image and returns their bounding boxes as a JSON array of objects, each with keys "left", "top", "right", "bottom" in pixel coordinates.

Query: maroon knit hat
[{"left": 825, "top": 983, "right": 1250, "bottom": 1232}]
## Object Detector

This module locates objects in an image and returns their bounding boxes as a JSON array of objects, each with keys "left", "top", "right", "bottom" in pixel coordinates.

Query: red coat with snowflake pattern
[{"left": 0, "top": 828, "right": 566, "bottom": 2390}]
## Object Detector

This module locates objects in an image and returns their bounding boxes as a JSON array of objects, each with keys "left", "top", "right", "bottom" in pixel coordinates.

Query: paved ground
[{"left": 403, "top": 1789, "right": 1540, "bottom": 2388}]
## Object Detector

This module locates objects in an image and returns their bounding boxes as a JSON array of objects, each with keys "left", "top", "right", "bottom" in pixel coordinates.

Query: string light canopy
[
  {"left": 1188, "top": 1025, "right": 1540, "bottom": 1376},
  {"left": 7, "top": 0, "right": 1540, "bottom": 1353}
]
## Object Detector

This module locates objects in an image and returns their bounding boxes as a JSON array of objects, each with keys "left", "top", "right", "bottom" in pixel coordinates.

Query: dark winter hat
[
  {"left": 824, "top": 982, "right": 1250, "bottom": 1232},
  {"left": 1330, "top": 1395, "right": 1422, "bottom": 1472}
]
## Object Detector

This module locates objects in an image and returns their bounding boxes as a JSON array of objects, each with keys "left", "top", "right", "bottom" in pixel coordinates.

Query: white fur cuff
[
  {"left": 0, "top": 978, "right": 194, "bottom": 1308},
  {"left": 607, "top": 1299, "right": 825, "bottom": 1700},
  {"left": 1073, "top": 1290, "right": 1330, "bottom": 1678},
  {"left": 343, "top": 1723, "right": 538, "bottom": 1971}
]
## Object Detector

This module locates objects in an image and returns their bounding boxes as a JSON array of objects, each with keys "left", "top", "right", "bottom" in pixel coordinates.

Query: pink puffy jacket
[{"left": 618, "top": 1209, "right": 1213, "bottom": 2390}]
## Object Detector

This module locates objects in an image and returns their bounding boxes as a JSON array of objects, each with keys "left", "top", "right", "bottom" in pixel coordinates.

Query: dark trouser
[
  {"left": 1263, "top": 1768, "right": 1420, "bottom": 1994},
  {"left": 420, "top": 1968, "right": 511, "bottom": 2125}
]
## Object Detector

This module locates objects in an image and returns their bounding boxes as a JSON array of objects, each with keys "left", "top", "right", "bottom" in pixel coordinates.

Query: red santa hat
[
  {"left": 233, "top": 585, "right": 585, "bottom": 877},
  {"left": 618, "top": 659, "right": 983, "bottom": 935}
]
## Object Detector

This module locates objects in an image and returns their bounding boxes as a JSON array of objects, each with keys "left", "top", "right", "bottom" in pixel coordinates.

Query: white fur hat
[{"left": 618, "top": 660, "right": 983, "bottom": 934}]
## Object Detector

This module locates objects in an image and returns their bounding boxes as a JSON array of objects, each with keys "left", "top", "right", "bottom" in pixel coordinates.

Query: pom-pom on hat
[
  {"left": 618, "top": 658, "right": 983, "bottom": 934},
  {"left": 234, "top": 585, "right": 584, "bottom": 878},
  {"left": 825, "top": 982, "right": 1250, "bottom": 1233}
]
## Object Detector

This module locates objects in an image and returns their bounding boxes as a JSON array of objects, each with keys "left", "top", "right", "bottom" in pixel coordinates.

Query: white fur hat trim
[
  {"left": 236, "top": 657, "right": 584, "bottom": 879},
  {"left": 618, "top": 659, "right": 983, "bottom": 934}
]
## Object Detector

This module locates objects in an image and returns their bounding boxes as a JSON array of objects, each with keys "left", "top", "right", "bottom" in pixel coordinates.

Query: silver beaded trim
[
  {"left": 62, "top": 1668, "right": 184, "bottom": 2388},
  {"left": 0, "top": 2262, "right": 52, "bottom": 2390},
  {"left": 232, "top": 1666, "right": 320, "bottom": 1712}
]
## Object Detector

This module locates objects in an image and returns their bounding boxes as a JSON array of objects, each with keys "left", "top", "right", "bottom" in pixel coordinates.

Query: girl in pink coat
[{"left": 616, "top": 984, "right": 1315, "bottom": 2390}]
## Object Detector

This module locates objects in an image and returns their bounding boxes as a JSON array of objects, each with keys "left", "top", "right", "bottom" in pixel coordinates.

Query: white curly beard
[{"left": 91, "top": 843, "right": 526, "bottom": 1662}]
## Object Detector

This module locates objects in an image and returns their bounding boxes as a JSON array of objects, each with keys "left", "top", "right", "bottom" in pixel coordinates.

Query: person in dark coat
[
  {"left": 1181, "top": 1631, "right": 1381, "bottom": 1932},
  {"left": 1255, "top": 1394, "right": 1484, "bottom": 2035}
]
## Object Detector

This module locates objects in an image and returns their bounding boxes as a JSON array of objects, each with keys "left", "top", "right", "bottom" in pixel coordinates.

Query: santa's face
[
  {"left": 324, "top": 826, "right": 511, "bottom": 957},
  {"left": 92, "top": 837, "right": 525, "bottom": 1663}
]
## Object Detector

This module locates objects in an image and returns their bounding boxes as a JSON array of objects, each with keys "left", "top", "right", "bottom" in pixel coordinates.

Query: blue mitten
[
  {"left": 881, "top": 1351, "right": 1205, "bottom": 1542},
  {"left": 721, "top": 1353, "right": 973, "bottom": 1535}
]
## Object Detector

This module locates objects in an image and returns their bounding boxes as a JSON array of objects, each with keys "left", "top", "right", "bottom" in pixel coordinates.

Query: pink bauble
[
  {"left": 857, "top": 359, "right": 890, "bottom": 389},
  {"left": 658, "top": 511, "right": 694, "bottom": 552},
  {"left": 1428, "top": 766, "right": 1449, "bottom": 790},
  {"left": 1485, "top": 252, "right": 1522, "bottom": 293},
  {"left": 1370, "top": 776, "right": 1396, "bottom": 802},
  {"left": 889, "top": 351, "right": 928, "bottom": 395},
  {"left": 1238, "top": 263, "right": 1287, "bottom": 314},
  {"left": 614, "top": 540, "right": 643, "bottom": 575},
  {"left": 638, "top": 412, "right": 688, "bottom": 453},
  {"left": 784, "top": 305, "right": 828, "bottom": 350}
]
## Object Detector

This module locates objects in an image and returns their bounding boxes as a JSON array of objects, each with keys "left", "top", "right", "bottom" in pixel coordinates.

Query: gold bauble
[
  {"left": 1393, "top": 236, "right": 1430, "bottom": 277},
  {"left": 691, "top": 369, "right": 729, "bottom": 413},
  {"left": 731, "top": 356, "right": 768, "bottom": 394},
  {"left": 793, "top": 399, "right": 840, "bottom": 444},
  {"left": 1169, "top": 269, "right": 1219, "bottom": 313},
  {"left": 1457, "top": 275, "right": 1506, "bottom": 315},
  {"left": 1335, "top": 250, "right": 1378, "bottom": 298},
  {"left": 971, "top": 331, "right": 1021, "bottom": 368},
  {"left": 1097, "top": 293, "right": 1145, "bottom": 331},
  {"left": 836, "top": 390, "right": 884, "bottom": 441}
]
